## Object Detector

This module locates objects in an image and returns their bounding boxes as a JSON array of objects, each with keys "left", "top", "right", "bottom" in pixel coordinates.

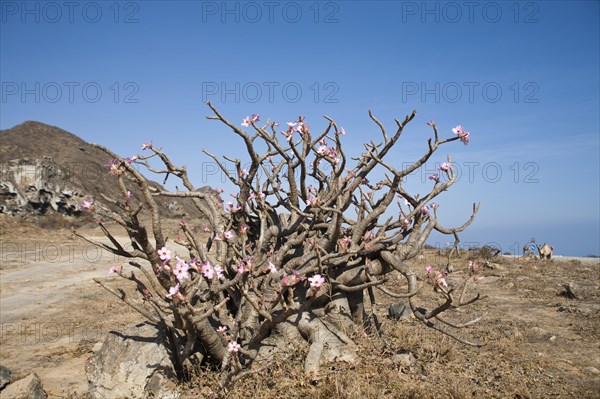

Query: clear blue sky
[{"left": 1, "top": 1, "right": 599, "bottom": 256}]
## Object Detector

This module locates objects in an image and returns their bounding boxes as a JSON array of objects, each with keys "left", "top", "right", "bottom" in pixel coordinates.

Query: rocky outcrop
[
  {"left": 0, "top": 365, "right": 11, "bottom": 390},
  {"left": 0, "top": 158, "right": 86, "bottom": 216},
  {"left": 0, "top": 372, "right": 47, "bottom": 399},
  {"left": 86, "top": 322, "right": 179, "bottom": 399}
]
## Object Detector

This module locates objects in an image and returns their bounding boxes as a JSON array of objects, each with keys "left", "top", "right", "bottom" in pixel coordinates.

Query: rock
[
  {"left": 583, "top": 366, "right": 600, "bottom": 375},
  {"left": 0, "top": 372, "right": 46, "bottom": 399},
  {"left": 387, "top": 352, "right": 416, "bottom": 368},
  {"left": 478, "top": 276, "right": 501, "bottom": 284},
  {"left": 559, "top": 282, "right": 579, "bottom": 299},
  {"left": 388, "top": 299, "right": 411, "bottom": 320},
  {"left": 0, "top": 366, "right": 11, "bottom": 390},
  {"left": 86, "top": 322, "right": 179, "bottom": 399},
  {"left": 483, "top": 261, "right": 503, "bottom": 270},
  {"left": 0, "top": 159, "right": 84, "bottom": 216}
]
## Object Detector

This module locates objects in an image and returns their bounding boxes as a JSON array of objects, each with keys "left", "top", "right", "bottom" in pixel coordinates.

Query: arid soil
[{"left": 1, "top": 218, "right": 598, "bottom": 398}]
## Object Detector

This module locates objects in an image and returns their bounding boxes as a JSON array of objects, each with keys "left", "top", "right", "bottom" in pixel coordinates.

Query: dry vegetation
[
  {"left": 1, "top": 221, "right": 599, "bottom": 398},
  {"left": 174, "top": 251, "right": 600, "bottom": 399}
]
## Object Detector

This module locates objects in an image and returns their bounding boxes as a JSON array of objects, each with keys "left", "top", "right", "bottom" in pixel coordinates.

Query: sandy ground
[{"left": 0, "top": 223, "right": 599, "bottom": 398}]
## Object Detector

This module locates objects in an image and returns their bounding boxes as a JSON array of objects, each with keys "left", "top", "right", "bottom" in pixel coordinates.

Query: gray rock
[
  {"left": 0, "top": 159, "right": 83, "bottom": 216},
  {"left": 388, "top": 299, "right": 411, "bottom": 320},
  {"left": 0, "top": 372, "right": 46, "bottom": 399},
  {"left": 560, "top": 282, "right": 579, "bottom": 299},
  {"left": 86, "top": 322, "right": 179, "bottom": 399},
  {"left": 583, "top": 366, "right": 599, "bottom": 375},
  {"left": 387, "top": 352, "right": 416, "bottom": 368},
  {"left": 0, "top": 366, "right": 11, "bottom": 390}
]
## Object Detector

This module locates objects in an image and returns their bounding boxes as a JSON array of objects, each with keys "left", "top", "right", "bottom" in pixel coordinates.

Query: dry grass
[{"left": 176, "top": 252, "right": 600, "bottom": 399}]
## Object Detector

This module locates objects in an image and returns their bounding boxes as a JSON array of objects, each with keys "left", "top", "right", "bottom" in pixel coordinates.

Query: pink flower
[
  {"left": 401, "top": 218, "right": 411, "bottom": 228},
  {"left": 81, "top": 199, "right": 95, "bottom": 212},
  {"left": 108, "top": 265, "right": 123, "bottom": 275},
  {"left": 398, "top": 195, "right": 411, "bottom": 207},
  {"left": 203, "top": 226, "right": 211, "bottom": 233},
  {"left": 217, "top": 325, "right": 228, "bottom": 334},
  {"left": 340, "top": 127, "right": 346, "bottom": 135},
  {"left": 158, "top": 247, "right": 172, "bottom": 262},
  {"left": 241, "top": 116, "right": 251, "bottom": 127},
  {"left": 427, "top": 120, "right": 436, "bottom": 127},
  {"left": 438, "top": 162, "right": 451, "bottom": 172},
  {"left": 426, "top": 265, "right": 433, "bottom": 274},
  {"left": 338, "top": 236, "right": 352, "bottom": 252},
  {"left": 237, "top": 262, "right": 248, "bottom": 274},
  {"left": 228, "top": 341, "right": 241, "bottom": 353},
  {"left": 141, "top": 141, "right": 153, "bottom": 150},
  {"left": 213, "top": 187, "right": 224, "bottom": 194},
  {"left": 421, "top": 205, "right": 430, "bottom": 216},
  {"left": 239, "top": 223, "right": 250, "bottom": 234},
  {"left": 430, "top": 203, "right": 439, "bottom": 210},
  {"left": 306, "top": 196, "right": 318, "bottom": 206},
  {"left": 201, "top": 261, "right": 215, "bottom": 280},
  {"left": 317, "top": 144, "right": 329, "bottom": 156},
  {"left": 429, "top": 174, "right": 440, "bottom": 183},
  {"left": 241, "top": 168, "right": 249, "bottom": 178},
  {"left": 452, "top": 125, "right": 464, "bottom": 135},
  {"left": 214, "top": 265, "right": 224, "bottom": 279},
  {"left": 223, "top": 231, "right": 234, "bottom": 241},
  {"left": 453, "top": 125, "right": 470, "bottom": 145},
  {"left": 251, "top": 114, "right": 260, "bottom": 122},
  {"left": 268, "top": 261, "right": 277, "bottom": 274},
  {"left": 166, "top": 283, "right": 180, "bottom": 299},
  {"left": 438, "top": 277, "right": 448, "bottom": 288},
  {"left": 173, "top": 258, "right": 190, "bottom": 281},
  {"left": 308, "top": 274, "right": 325, "bottom": 288}
]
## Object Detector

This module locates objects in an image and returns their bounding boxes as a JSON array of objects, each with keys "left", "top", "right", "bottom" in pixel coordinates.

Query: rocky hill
[{"left": 0, "top": 121, "right": 207, "bottom": 227}]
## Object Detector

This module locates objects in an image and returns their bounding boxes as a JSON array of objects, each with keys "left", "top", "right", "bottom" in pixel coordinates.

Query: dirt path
[{"left": 0, "top": 232, "right": 145, "bottom": 397}]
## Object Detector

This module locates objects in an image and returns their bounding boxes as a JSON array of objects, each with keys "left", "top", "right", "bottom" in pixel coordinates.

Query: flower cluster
[
  {"left": 282, "top": 269, "right": 305, "bottom": 286},
  {"left": 241, "top": 114, "right": 260, "bottom": 127},
  {"left": 158, "top": 246, "right": 223, "bottom": 299},
  {"left": 226, "top": 201, "right": 241, "bottom": 213},
  {"left": 248, "top": 191, "right": 266, "bottom": 201},
  {"left": 452, "top": 125, "right": 471, "bottom": 145},
  {"left": 81, "top": 199, "right": 95, "bottom": 212},
  {"left": 438, "top": 162, "right": 451, "bottom": 172},
  {"left": 338, "top": 236, "right": 352, "bottom": 252},
  {"left": 426, "top": 265, "right": 448, "bottom": 289},
  {"left": 201, "top": 261, "right": 224, "bottom": 280},
  {"left": 315, "top": 138, "right": 341, "bottom": 165},
  {"left": 280, "top": 116, "right": 307, "bottom": 142},
  {"left": 141, "top": 141, "right": 153, "bottom": 150},
  {"left": 105, "top": 159, "right": 126, "bottom": 176}
]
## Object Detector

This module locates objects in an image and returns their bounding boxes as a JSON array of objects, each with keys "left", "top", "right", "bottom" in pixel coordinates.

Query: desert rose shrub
[{"left": 76, "top": 103, "right": 483, "bottom": 383}]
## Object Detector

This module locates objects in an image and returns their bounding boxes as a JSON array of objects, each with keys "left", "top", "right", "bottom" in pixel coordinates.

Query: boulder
[
  {"left": 0, "top": 372, "right": 46, "bottom": 399},
  {"left": 86, "top": 322, "right": 179, "bottom": 399},
  {"left": 388, "top": 299, "right": 411, "bottom": 320},
  {"left": 0, "top": 366, "right": 11, "bottom": 390}
]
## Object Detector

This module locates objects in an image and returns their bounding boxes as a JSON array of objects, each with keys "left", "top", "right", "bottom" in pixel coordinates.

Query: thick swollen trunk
[{"left": 251, "top": 290, "right": 360, "bottom": 374}]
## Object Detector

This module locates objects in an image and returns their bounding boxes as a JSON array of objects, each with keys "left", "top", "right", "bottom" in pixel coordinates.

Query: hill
[{"left": 0, "top": 121, "right": 205, "bottom": 228}]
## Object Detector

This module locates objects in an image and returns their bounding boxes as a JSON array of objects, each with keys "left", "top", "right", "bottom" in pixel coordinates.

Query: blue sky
[{"left": 1, "top": 0, "right": 599, "bottom": 256}]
